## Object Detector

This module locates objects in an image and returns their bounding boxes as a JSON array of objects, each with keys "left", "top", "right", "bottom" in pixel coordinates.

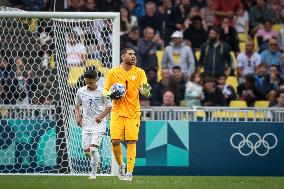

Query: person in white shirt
[
  {"left": 66, "top": 34, "right": 87, "bottom": 66},
  {"left": 75, "top": 70, "right": 111, "bottom": 180},
  {"left": 237, "top": 40, "right": 261, "bottom": 82}
]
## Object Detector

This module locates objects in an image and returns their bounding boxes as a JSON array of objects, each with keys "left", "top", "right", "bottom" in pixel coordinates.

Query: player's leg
[
  {"left": 110, "top": 115, "right": 126, "bottom": 178},
  {"left": 121, "top": 118, "right": 140, "bottom": 181},
  {"left": 82, "top": 131, "right": 92, "bottom": 158},
  {"left": 89, "top": 133, "right": 103, "bottom": 180}
]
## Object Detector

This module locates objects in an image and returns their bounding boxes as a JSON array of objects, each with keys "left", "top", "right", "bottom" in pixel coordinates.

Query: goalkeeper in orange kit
[{"left": 104, "top": 48, "right": 151, "bottom": 181}]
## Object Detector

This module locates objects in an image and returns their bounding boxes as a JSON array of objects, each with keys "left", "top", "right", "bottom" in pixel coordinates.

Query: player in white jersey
[{"left": 75, "top": 70, "right": 111, "bottom": 180}]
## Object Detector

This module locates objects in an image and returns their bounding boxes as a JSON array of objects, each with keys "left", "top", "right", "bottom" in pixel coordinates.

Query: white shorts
[{"left": 82, "top": 131, "right": 104, "bottom": 150}]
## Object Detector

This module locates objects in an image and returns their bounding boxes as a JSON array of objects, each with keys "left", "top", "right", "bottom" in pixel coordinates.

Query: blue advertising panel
[{"left": 189, "top": 122, "right": 284, "bottom": 176}]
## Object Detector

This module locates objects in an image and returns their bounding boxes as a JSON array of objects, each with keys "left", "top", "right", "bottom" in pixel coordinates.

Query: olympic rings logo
[{"left": 230, "top": 133, "right": 278, "bottom": 156}]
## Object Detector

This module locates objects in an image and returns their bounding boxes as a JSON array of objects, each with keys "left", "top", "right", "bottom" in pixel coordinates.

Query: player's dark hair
[
  {"left": 84, "top": 70, "right": 97, "bottom": 80},
  {"left": 121, "top": 48, "right": 134, "bottom": 55}
]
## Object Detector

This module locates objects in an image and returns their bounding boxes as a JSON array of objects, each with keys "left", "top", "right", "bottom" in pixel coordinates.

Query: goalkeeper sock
[
  {"left": 90, "top": 147, "right": 99, "bottom": 174},
  {"left": 112, "top": 144, "right": 123, "bottom": 166},
  {"left": 126, "top": 143, "right": 136, "bottom": 173}
]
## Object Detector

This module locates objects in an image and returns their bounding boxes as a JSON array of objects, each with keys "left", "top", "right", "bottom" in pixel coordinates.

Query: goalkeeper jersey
[
  {"left": 104, "top": 65, "right": 147, "bottom": 118},
  {"left": 75, "top": 86, "right": 111, "bottom": 132}
]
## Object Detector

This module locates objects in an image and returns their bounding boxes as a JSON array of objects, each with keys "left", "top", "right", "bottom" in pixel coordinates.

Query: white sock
[{"left": 90, "top": 147, "right": 99, "bottom": 174}]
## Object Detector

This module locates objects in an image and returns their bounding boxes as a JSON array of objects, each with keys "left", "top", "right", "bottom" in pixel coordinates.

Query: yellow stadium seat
[
  {"left": 254, "top": 100, "right": 269, "bottom": 108},
  {"left": 195, "top": 50, "right": 201, "bottom": 61},
  {"left": 238, "top": 33, "right": 248, "bottom": 42},
  {"left": 68, "top": 66, "right": 85, "bottom": 86},
  {"left": 156, "top": 50, "right": 164, "bottom": 81},
  {"left": 179, "top": 100, "right": 186, "bottom": 107},
  {"left": 229, "top": 100, "right": 247, "bottom": 107},
  {"left": 272, "top": 24, "right": 283, "bottom": 33},
  {"left": 85, "top": 59, "right": 109, "bottom": 77},
  {"left": 226, "top": 76, "right": 238, "bottom": 93}
]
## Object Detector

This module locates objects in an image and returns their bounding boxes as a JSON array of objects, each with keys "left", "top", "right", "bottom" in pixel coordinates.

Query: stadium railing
[{"left": 1, "top": 105, "right": 284, "bottom": 122}]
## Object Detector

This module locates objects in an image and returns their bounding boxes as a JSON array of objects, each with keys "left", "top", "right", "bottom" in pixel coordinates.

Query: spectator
[
  {"left": 138, "top": 26, "right": 163, "bottom": 74},
  {"left": 220, "top": 17, "right": 240, "bottom": 54},
  {"left": 271, "top": 89, "right": 284, "bottom": 108},
  {"left": 120, "top": 6, "right": 138, "bottom": 35},
  {"left": 156, "top": 0, "right": 173, "bottom": 40},
  {"left": 200, "top": 0, "right": 215, "bottom": 30},
  {"left": 277, "top": 26, "right": 284, "bottom": 51},
  {"left": 237, "top": 40, "right": 261, "bottom": 82},
  {"left": 183, "top": 15, "right": 208, "bottom": 50},
  {"left": 260, "top": 37, "right": 282, "bottom": 66},
  {"left": 217, "top": 73, "right": 237, "bottom": 104},
  {"left": 162, "top": 90, "right": 176, "bottom": 106},
  {"left": 66, "top": 33, "right": 87, "bottom": 66},
  {"left": 249, "top": 0, "right": 275, "bottom": 34},
  {"left": 256, "top": 19, "right": 277, "bottom": 46},
  {"left": 96, "top": 0, "right": 120, "bottom": 12},
  {"left": 124, "top": 0, "right": 145, "bottom": 18},
  {"left": 213, "top": 0, "right": 241, "bottom": 26},
  {"left": 66, "top": 0, "right": 84, "bottom": 11},
  {"left": 10, "top": 0, "right": 45, "bottom": 11},
  {"left": 254, "top": 62, "right": 268, "bottom": 88},
  {"left": 234, "top": 3, "right": 249, "bottom": 34},
  {"left": 81, "top": 0, "right": 98, "bottom": 12},
  {"left": 199, "top": 26, "right": 232, "bottom": 77},
  {"left": 269, "top": 0, "right": 282, "bottom": 23},
  {"left": 241, "top": 0, "right": 256, "bottom": 11},
  {"left": 0, "top": 56, "right": 11, "bottom": 78},
  {"left": 147, "top": 68, "right": 158, "bottom": 89},
  {"left": 280, "top": 52, "right": 284, "bottom": 80},
  {"left": 138, "top": 1, "right": 163, "bottom": 37},
  {"left": 120, "top": 26, "right": 140, "bottom": 52},
  {"left": 184, "top": 72, "right": 204, "bottom": 108},
  {"left": 202, "top": 76, "right": 227, "bottom": 106},
  {"left": 165, "top": 0, "right": 190, "bottom": 44},
  {"left": 162, "top": 31, "right": 195, "bottom": 77},
  {"left": 150, "top": 68, "right": 170, "bottom": 106},
  {"left": 171, "top": 65, "right": 187, "bottom": 103},
  {"left": 260, "top": 65, "right": 282, "bottom": 101},
  {"left": 237, "top": 74, "right": 264, "bottom": 106},
  {"left": 191, "top": 0, "right": 207, "bottom": 9}
]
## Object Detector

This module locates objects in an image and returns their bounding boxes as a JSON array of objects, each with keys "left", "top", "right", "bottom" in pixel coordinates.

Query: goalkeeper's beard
[{"left": 125, "top": 59, "right": 136, "bottom": 65}]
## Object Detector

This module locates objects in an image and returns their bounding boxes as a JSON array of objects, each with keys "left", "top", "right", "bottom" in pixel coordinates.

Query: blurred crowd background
[{"left": 1, "top": 0, "right": 284, "bottom": 109}]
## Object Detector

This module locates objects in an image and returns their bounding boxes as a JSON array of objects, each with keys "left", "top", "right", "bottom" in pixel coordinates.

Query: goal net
[{"left": 0, "top": 7, "right": 120, "bottom": 175}]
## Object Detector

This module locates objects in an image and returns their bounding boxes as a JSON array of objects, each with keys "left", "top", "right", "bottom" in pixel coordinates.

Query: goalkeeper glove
[
  {"left": 106, "top": 89, "right": 123, "bottom": 100},
  {"left": 140, "top": 83, "right": 151, "bottom": 97}
]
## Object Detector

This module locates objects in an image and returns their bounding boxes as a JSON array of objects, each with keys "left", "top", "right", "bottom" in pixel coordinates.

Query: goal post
[{"left": 0, "top": 8, "right": 120, "bottom": 175}]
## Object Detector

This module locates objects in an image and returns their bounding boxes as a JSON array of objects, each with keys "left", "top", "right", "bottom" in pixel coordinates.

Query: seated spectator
[
  {"left": 254, "top": 62, "right": 268, "bottom": 88},
  {"left": 96, "top": 0, "right": 120, "bottom": 12},
  {"left": 280, "top": 52, "right": 284, "bottom": 81},
  {"left": 213, "top": 0, "right": 241, "bottom": 26},
  {"left": 138, "top": 26, "right": 163, "bottom": 73},
  {"left": 271, "top": 89, "right": 284, "bottom": 108},
  {"left": 171, "top": 65, "right": 187, "bottom": 103},
  {"left": 184, "top": 72, "right": 204, "bottom": 108},
  {"left": 162, "top": 90, "right": 176, "bottom": 106},
  {"left": 66, "top": 0, "right": 84, "bottom": 11},
  {"left": 66, "top": 33, "right": 87, "bottom": 66},
  {"left": 234, "top": 3, "right": 249, "bottom": 34},
  {"left": 220, "top": 17, "right": 240, "bottom": 54},
  {"left": 270, "top": 0, "right": 282, "bottom": 23},
  {"left": 120, "top": 26, "right": 140, "bottom": 52},
  {"left": 200, "top": 0, "right": 215, "bottom": 30},
  {"left": 237, "top": 40, "right": 261, "bottom": 82},
  {"left": 124, "top": 0, "right": 145, "bottom": 18},
  {"left": 120, "top": 6, "right": 138, "bottom": 35},
  {"left": 256, "top": 19, "right": 277, "bottom": 47},
  {"left": 217, "top": 74, "right": 237, "bottom": 104},
  {"left": 260, "top": 65, "right": 282, "bottom": 101},
  {"left": 199, "top": 26, "right": 232, "bottom": 77},
  {"left": 150, "top": 68, "right": 170, "bottom": 106},
  {"left": 242, "top": 0, "right": 256, "bottom": 11},
  {"left": 237, "top": 74, "right": 265, "bottom": 106},
  {"left": 147, "top": 68, "right": 158, "bottom": 89},
  {"left": 162, "top": 31, "right": 195, "bottom": 77},
  {"left": 81, "top": 0, "right": 98, "bottom": 12},
  {"left": 260, "top": 37, "right": 281, "bottom": 66},
  {"left": 202, "top": 76, "right": 226, "bottom": 106},
  {"left": 183, "top": 15, "right": 208, "bottom": 50}
]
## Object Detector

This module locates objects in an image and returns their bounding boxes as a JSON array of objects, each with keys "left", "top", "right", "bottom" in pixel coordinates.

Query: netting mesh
[{"left": 0, "top": 7, "right": 114, "bottom": 174}]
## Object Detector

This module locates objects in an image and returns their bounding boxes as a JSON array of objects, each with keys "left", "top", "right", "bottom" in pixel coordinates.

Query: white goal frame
[{"left": 0, "top": 11, "right": 120, "bottom": 176}]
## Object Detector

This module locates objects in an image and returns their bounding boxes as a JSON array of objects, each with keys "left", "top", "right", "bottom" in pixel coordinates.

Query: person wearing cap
[
  {"left": 199, "top": 26, "right": 232, "bottom": 77},
  {"left": 161, "top": 30, "right": 195, "bottom": 77}
]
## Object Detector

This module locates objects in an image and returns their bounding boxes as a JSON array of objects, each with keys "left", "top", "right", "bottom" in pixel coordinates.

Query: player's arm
[
  {"left": 75, "top": 91, "right": 82, "bottom": 127},
  {"left": 103, "top": 70, "right": 124, "bottom": 100},
  {"left": 95, "top": 106, "right": 112, "bottom": 124},
  {"left": 139, "top": 70, "right": 151, "bottom": 97}
]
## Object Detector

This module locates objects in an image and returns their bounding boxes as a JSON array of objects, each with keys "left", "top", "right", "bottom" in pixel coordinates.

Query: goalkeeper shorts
[{"left": 110, "top": 115, "right": 140, "bottom": 141}]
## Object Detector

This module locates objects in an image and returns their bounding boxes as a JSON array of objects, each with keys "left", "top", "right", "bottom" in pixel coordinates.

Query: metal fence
[{"left": 1, "top": 105, "right": 284, "bottom": 122}]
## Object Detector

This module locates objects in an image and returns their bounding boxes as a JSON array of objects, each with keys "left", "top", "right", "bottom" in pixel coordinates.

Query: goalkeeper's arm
[{"left": 140, "top": 83, "right": 151, "bottom": 97}]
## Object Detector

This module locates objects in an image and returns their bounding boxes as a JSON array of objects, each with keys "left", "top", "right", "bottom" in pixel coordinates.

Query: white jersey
[
  {"left": 237, "top": 52, "right": 261, "bottom": 75},
  {"left": 75, "top": 86, "right": 111, "bottom": 132}
]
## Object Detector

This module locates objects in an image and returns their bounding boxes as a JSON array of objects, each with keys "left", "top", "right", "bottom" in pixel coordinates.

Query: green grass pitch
[{"left": 0, "top": 175, "right": 283, "bottom": 189}]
